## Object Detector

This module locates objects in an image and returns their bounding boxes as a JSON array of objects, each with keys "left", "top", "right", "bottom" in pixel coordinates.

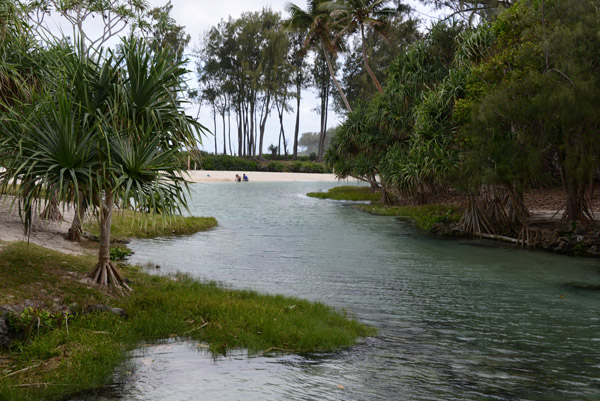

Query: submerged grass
[
  {"left": 83, "top": 210, "right": 217, "bottom": 241},
  {"left": 0, "top": 242, "right": 374, "bottom": 401},
  {"left": 354, "top": 204, "right": 462, "bottom": 231},
  {"left": 306, "top": 186, "right": 381, "bottom": 202}
]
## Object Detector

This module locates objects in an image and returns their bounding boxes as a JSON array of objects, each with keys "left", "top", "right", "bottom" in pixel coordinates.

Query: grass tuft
[{"left": 307, "top": 186, "right": 381, "bottom": 202}]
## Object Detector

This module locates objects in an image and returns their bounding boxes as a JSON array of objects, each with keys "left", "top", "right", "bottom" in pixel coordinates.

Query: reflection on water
[{"left": 80, "top": 182, "right": 600, "bottom": 400}]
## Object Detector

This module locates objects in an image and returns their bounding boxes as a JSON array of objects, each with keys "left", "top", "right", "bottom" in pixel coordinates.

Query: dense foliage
[{"left": 327, "top": 0, "right": 600, "bottom": 233}]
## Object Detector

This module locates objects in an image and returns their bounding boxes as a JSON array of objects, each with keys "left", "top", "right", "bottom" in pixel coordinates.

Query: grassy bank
[
  {"left": 308, "top": 186, "right": 461, "bottom": 231},
  {"left": 307, "top": 186, "right": 381, "bottom": 202},
  {"left": 0, "top": 242, "right": 374, "bottom": 401},
  {"left": 83, "top": 210, "right": 217, "bottom": 241},
  {"left": 354, "top": 204, "right": 461, "bottom": 231}
]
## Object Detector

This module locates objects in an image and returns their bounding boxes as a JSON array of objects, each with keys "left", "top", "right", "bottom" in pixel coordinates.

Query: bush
[
  {"left": 196, "top": 153, "right": 259, "bottom": 171},
  {"left": 290, "top": 161, "right": 326, "bottom": 173},
  {"left": 267, "top": 161, "right": 286, "bottom": 172},
  {"left": 110, "top": 247, "right": 133, "bottom": 261}
]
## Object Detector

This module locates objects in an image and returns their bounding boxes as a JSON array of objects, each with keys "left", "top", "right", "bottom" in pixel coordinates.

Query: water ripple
[{"left": 83, "top": 182, "right": 600, "bottom": 401}]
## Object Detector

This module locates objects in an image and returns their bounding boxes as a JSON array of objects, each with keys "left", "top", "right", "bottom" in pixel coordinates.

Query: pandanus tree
[
  {"left": 0, "top": 37, "right": 205, "bottom": 292},
  {"left": 285, "top": 0, "right": 352, "bottom": 112}
]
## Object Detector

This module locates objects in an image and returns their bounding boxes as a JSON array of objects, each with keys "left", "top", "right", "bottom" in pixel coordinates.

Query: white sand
[
  {"left": 183, "top": 170, "right": 339, "bottom": 183},
  {"left": 0, "top": 198, "right": 87, "bottom": 255}
]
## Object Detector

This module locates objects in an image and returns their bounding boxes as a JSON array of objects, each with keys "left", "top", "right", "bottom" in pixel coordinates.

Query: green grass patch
[
  {"left": 0, "top": 242, "right": 374, "bottom": 401},
  {"left": 84, "top": 210, "right": 217, "bottom": 241},
  {"left": 307, "top": 186, "right": 381, "bottom": 202},
  {"left": 354, "top": 204, "right": 462, "bottom": 231}
]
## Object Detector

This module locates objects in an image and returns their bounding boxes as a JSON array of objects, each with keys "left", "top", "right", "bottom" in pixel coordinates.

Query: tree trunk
[
  {"left": 293, "top": 84, "right": 301, "bottom": 159},
  {"left": 317, "top": 85, "right": 327, "bottom": 162},
  {"left": 237, "top": 108, "right": 243, "bottom": 157},
  {"left": 360, "top": 25, "right": 383, "bottom": 94},
  {"left": 222, "top": 111, "right": 227, "bottom": 155},
  {"left": 317, "top": 83, "right": 330, "bottom": 162},
  {"left": 566, "top": 175, "right": 585, "bottom": 223},
  {"left": 66, "top": 192, "right": 85, "bottom": 242},
  {"left": 563, "top": 134, "right": 589, "bottom": 223},
  {"left": 249, "top": 100, "right": 255, "bottom": 157},
  {"left": 258, "top": 91, "right": 271, "bottom": 160},
  {"left": 321, "top": 41, "right": 352, "bottom": 113},
  {"left": 212, "top": 104, "right": 217, "bottom": 155},
  {"left": 282, "top": 126, "right": 288, "bottom": 158},
  {"left": 277, "top": 101, "right": 285, "bottom": 158},
  {"left": 228, "top": 107, "right": 233, "bottom": 156},
  {"left": 88, "top": 191, "right": 131, "bottom": 293}
]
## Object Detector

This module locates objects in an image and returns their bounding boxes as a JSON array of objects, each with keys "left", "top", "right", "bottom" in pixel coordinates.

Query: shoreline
[
  {"left": 183, "top": 170, "right": 339, "bottom": 183},
  {"left": 0, "top": 173, "right": 343, "bottom": 254}
]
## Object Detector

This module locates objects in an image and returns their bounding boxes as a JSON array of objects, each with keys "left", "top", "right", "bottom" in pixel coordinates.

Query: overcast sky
[
  {"left": 159, "top": 0, "right": 443, "bottom": 154},
  {"left": 48, "top": 0, "right": 442, "bottom": 154}
]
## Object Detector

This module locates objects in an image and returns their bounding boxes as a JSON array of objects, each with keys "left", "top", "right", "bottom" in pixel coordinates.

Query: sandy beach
[
  {"left": 183, "top": 170, "right": 339, "bottom": 183},
  {"left": 0, "top": 198, "right": 85, "bottom": 255},
  {"left": 0, "top": 168, "right": 341, "bottom": 184},
  {"left": 0, "top": 171, "right": 345, "bottom": 254}
]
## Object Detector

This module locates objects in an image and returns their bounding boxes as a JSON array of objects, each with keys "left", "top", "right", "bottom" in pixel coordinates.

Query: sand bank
[{"left": 183, "top": 170, "right": 340, "bottom": 183}]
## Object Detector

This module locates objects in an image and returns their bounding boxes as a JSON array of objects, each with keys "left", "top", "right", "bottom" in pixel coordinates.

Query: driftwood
[{"left": 479, "top": 233, "right": 520, "bottom": 244}]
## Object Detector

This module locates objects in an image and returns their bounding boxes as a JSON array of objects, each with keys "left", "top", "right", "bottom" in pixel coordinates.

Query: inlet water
[{"left": 87, "top": 181, "right": 600, "bottom": 400}]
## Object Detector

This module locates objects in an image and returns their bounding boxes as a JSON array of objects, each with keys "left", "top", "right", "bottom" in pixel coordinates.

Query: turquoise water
[{"left": 85, "top": 181, "right": 600, "bottom": 400}]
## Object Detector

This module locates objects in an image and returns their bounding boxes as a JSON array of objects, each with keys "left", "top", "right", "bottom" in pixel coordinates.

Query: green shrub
[
  {"left": 290, "top": 161, "right": 326, "bottom": 173},
  {"left": 267, "top": 161, "right": 286, "bottom": 172},
  {"left": 191, "top": 152, "right": 259, "bottom": 171},
  {"left": 110, "top": 247, "right": 133, "bottom": 261}
]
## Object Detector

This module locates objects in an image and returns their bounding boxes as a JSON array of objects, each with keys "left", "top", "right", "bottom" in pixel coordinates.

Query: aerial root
[
  {"left": 41, "top": 199, "right": 62, "bottom": 221},
  {"left": 88, "top": 261, "right": 132, "bottom": 294}
]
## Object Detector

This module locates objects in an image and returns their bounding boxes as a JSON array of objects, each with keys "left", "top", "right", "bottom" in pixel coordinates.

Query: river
[{"left": 84, "top": 181, "right": 600, "bottom": 401}]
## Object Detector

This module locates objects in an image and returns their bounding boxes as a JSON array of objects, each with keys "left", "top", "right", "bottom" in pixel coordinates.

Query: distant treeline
[{"left": 180, "top": 151, "right": 330, "bottom": 174}]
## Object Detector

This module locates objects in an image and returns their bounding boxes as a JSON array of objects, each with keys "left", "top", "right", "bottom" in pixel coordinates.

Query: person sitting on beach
[
  {"left": 243, "top": 173, "right": 249, "bottom": 182},
  {"left": 235, "top": 174, "right": 241, "bottom": 182}
]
